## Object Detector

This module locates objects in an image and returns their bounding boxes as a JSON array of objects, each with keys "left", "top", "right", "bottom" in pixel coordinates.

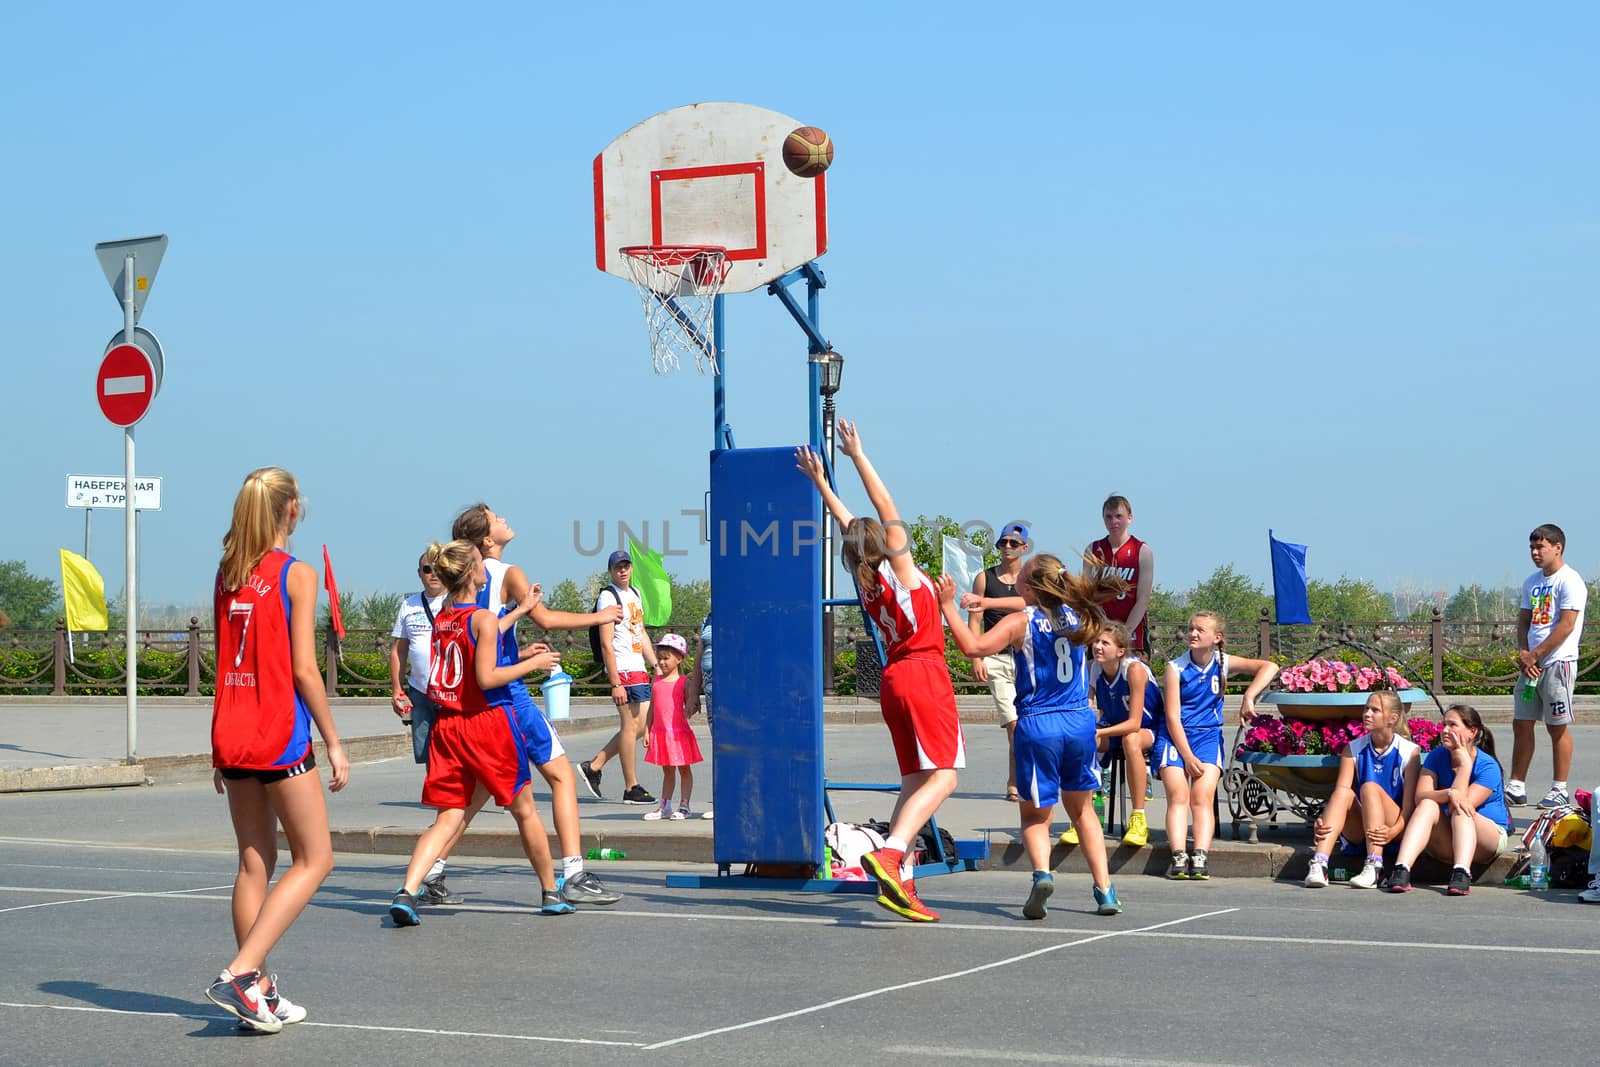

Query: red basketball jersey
[
  {"left": 1090, "top": 535, "right": 1147, "bottom": 648},
  {"left": 860, "top": 561, "right": 946, "bottom": 664},
  {"left": 211, "top": 549, "right": 312, "bottom": 770},
  {"left": 428, "top": 604, "right": 498, "bottom": 714}
]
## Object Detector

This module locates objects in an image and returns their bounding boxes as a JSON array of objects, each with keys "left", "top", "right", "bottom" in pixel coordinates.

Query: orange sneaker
[
  {"left": 861, "top": 847, "right": 912, "bottom": 908},
  {"left": 876, "top": 884, "right": 940, "bottom": 922}
]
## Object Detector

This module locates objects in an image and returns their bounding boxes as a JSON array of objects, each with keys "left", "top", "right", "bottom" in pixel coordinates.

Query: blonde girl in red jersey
[
  {"left": 205, "top": 467, "right": 349, "bottom": 1033},
  {"left": 798, "top": 419, "right": 962, "bottom": 923}
]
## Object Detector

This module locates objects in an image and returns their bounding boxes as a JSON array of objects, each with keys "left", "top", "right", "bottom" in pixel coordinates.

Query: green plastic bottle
[{"left": 586, "top": 847, "right": 626, "bottom": 860}]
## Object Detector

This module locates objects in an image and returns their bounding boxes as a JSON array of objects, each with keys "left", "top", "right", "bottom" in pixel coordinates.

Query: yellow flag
[{"left": 59, "top": 549, "right": 109, "bottom": 632}]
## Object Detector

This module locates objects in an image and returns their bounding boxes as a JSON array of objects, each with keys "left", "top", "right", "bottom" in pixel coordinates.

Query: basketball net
[{"left": 619, "top": 245, "right": 729, "bottom": 374}]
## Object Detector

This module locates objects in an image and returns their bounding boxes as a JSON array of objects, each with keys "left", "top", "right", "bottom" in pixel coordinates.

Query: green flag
[{"left": 627, "top": 536, "right": 673, "bottom": 626}]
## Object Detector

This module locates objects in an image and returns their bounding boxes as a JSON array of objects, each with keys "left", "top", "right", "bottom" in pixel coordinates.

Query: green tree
[
  {"left": 1187, "top": 564, "right": 1270, "bottom": 625},
  {"left": 672, "top": 577, "right": 710, "bottom": 629},
  {"left": 319, "top": 590, "right": 357, "bottom": 632},
  {"left": 545, "top": 578, "right": 586, "bottom": 614},
  {"left": 1445, "top": 583, "right": 1519, "bottom": 621},
  {"left": 1305, "top": 577, "right": 1391, "bottom": 621},
  {"left": 1146, "top": 584, "right": 1188, "bottom": 624},
  {"left": 358, "top": 591, "right": 404, "bottom": 629},
  {"left": 905, "top": 514, "right": 997, "bottom": 578},
  {"left": 0, "top": 560, "right": 61, "bottom": 628}
]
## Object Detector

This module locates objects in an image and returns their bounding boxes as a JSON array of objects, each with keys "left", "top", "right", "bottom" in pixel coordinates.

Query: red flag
[{"left": 322, "top": 544, "right": 345, "bottom": 640}]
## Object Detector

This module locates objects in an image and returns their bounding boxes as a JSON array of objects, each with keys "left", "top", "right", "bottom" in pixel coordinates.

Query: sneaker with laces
[
  {"left": 418, "top": 874, "right": 462, "bottom": 906},
  {"left": 1385, "top": 864, "right": 1412, "bottom": 893},
  {"left": 1167, "top": 852, "right": 1191, "bottom": 880},
  {"left": 577, "top": 760, "right": 603, "bottom": 799},
  {"left": 642, "top": 808, "right": 666, "bottom": 821},
  {"left": 1121, "top": 810, "right": 1150, "bottom": 848},
  {"left": 1304, "top": 859, "right": 1329, "bottom": 888},
  {"left": 1189, "top": 851, "right": 1210, "bottom": 880},
  {"left": 1058, "top": 825, "right": 1079, "bottom": 846},
  {"left": 861, "top": 847, "right": 913, "bottom": 908},
  {"left": 1578, "top": 875, "right": 1600, "bottom": 904},
  {"left": 560, "top": 869, "right": 622, "bottom": 906},
  {"left": 206, "top": 969, "right": 281, "bottom": 1033},
  {"left": 1093, "top": 883, "right": 1124, "bottom": 915},
  {"left": 389, "top": 888, "right": 420, "bottom": 927},
  {"left": 1022, "top": 872, "right": 1054, "bottom": 920},
  {"left": 1447, "top": 868, "right": 1472, "bottom": 896},
  {"left": 622, "top": 784, "right": 657, "bottom": 805},
  {"left": 1349, "top": 861, "right": 1382, "bottom": 890},
  {"left": 1504, "top": 786, "right": 1528, "bottom": 807},
  {"left": 875, "top": 884, "right": 939, "bottom": 922},
  {"left": 1538, "top": 787, "right": 1571, "bottom": 810},
  {"left": 540, "top": 889, "right": 576, "bottom": 915},
  {"left": 253, "top": 974, "right": 306, "bottom": 1027}
]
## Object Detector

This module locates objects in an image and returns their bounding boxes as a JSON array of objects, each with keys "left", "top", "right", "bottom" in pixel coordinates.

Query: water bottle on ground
[
  {"left": 1528, "top": 838, "right": 1549, "bottom": 892},
  {"left": 587, "top": 847, "right": 626, "bottom": 860}
]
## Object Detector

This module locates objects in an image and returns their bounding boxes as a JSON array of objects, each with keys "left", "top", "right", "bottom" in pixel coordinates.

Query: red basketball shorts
[
  {"left": 421, "top": 706, "right": 532, "bottom": 809},
  {"left": 879, "top": 656, "right": 965, "bottom": 775}
]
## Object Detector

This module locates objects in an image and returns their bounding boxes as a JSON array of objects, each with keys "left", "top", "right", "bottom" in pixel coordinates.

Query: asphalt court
[{"left": 3, "top": 837, "right": 1597, "bottom": 1066}]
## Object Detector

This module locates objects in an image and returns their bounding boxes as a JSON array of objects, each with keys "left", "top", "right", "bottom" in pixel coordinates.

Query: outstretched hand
[
  {"left": 934, "top": 574, "right": 959, "bottom": 604},
  {"left": 794, "top": 445, "right": 826, "bottom": 484},
  {"left": 836, "top": 418, "right": 861, "bottom": 457}
]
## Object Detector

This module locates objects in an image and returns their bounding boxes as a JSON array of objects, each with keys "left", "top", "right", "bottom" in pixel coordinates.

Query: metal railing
[{"left": 0, "top": 608, "right": 1588, "bottom": 697}]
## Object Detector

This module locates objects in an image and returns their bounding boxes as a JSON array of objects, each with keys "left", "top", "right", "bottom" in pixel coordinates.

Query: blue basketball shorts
[
  {"left": 1015, "top": 708, "right": 1101, "bottom": 808},
  {"left": 509, "top": 683, "right": 565, "bottom": 767},
  {"left": 1156, "top": 725, "right": 1224, "bottom": 770}
]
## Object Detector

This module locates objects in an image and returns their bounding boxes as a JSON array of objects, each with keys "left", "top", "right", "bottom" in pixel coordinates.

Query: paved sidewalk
[{"left": 4, "top": 694, "right": 1595, "bottom": 884}]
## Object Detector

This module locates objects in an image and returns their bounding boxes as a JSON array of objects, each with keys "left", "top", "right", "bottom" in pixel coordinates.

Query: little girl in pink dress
[{"left": 643, "top": 634, "right": 710, "bottom": 820}]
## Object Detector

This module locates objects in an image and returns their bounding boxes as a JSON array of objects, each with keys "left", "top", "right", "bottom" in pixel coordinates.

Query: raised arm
[
  {"left": 795, "top": 445, "right": 855, "bottom": 528},
  {"left": 835, "top": 419, "right": 918, "bottom": 587},
  {"left": 937, "top": 575, "right": 1024, "bottom": 658},
  {"left": 472, "top": 609, "right": 559, "bottom": 689}
]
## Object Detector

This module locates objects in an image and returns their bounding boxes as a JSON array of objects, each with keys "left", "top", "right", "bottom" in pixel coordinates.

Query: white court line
[
  {"left": 884, "top": 1048, "right": 1256, "bottom": 1067},
  {"left": 640, "top": 908, "right": 1239, "bottom": 1051},
  {"left": 0, "top": 1002, "right": 644, "bottom": 1046},
  {"left": 0, "top": 836, "right": 233, "bottom": 855},
  {"left": 1141, "top": 930, "right": 1600, "bottom": 958},
  {"left": 0, "top": 884, "right": 234, "bottom": 916},
  {"left": 11, "top": 863, "right": 234, "bottom": 877}
]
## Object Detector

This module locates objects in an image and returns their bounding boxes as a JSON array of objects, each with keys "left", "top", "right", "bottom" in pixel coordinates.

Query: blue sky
[{"left": 3, "top": 3, "right": 1596, "bottom": 613}]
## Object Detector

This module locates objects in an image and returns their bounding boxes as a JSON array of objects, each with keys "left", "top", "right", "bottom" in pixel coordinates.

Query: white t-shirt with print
[
  {"left": 391, "top": 591, "right": 447, "bottom": 691},
  {"left": 598, "top": 584, "right": 648, "bottom": 674},
  {"left": 1523, "top": 563, "right": 1587, "bottom": 665}
]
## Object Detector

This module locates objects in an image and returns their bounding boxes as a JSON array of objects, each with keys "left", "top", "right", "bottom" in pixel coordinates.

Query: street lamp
[{"left": 814, "top": 349, "right": 844, "bottom": 693}]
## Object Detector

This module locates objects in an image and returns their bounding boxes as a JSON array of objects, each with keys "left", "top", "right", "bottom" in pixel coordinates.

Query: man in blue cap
[
  {"left": 577, "top": 549, "right": 660, "bottom": 804},
  {"left": 960, "top": 522, "right": 1031, "bottom": 801}
]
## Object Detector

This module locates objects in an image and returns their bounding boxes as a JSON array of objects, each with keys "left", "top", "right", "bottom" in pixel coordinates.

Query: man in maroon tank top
[{"left": 1086, "top": 495, "right": 1154, "bottom": 654}]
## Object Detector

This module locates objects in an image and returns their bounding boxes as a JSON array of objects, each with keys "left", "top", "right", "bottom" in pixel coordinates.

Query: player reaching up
[{"left": 797, "top": 420, "right": 961, "bottom": 923}]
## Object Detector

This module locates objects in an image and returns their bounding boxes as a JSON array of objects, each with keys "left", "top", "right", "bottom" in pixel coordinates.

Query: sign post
[{"left": 94, "top": 235, "right": 167, "bottom": 765}]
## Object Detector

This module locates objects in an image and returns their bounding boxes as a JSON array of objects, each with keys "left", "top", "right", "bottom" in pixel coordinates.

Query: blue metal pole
[{"left": 712, "top": 294, "right": 727, "bottom": 450}]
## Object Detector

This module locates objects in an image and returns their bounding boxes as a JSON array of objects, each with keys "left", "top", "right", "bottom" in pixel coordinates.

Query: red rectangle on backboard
[{"left": 649, "top": 162, "right": 767, "bottom": 261}]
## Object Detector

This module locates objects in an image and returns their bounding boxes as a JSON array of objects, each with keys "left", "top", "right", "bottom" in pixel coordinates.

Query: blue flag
[{"left": 1269, "top": 530, "right": 1311, "bottom": 624}]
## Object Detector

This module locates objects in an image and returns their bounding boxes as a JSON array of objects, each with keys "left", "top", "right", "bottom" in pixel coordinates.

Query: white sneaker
[
  {"left": 701, "top": 808, "right": 714, "bottom": 820},
  {"left": 669, "top": 808, "right": 687, "bottom": 820},
  {"left": 1304, "top": 860, "right": 1329, "bottom": 888},
  {"left": 1349, "top": 861, "right": 1382, "bottom": 890},
  {"left": 642, "top": 809, "right": 666, "bottom": 821},
  {"left": 1579, "top": 875, "right": 1600, "bottom": 904}
]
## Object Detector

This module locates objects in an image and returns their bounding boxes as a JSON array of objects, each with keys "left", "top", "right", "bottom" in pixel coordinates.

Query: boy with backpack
[{"left": 577, "top": 550, "right": 660, "bottom": 804}]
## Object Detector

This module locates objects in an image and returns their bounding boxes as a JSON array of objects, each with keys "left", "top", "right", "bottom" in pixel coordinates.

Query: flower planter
[
  {"left": 1260, "top": 688, "right": 1429, "bottom": 722},
  {"left": 1235, "top": 750, "right": 1341, "bottom": 793}
]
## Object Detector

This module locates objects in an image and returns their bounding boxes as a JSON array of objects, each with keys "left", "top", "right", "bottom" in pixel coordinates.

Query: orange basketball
[{"left": 782, "top": 126, "right": 834, "bottom": 178}]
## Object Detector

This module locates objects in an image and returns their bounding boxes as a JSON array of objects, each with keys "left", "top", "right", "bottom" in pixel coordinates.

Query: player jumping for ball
[{"left": 798, "top": 420, "right": 962, "bottom": 922}]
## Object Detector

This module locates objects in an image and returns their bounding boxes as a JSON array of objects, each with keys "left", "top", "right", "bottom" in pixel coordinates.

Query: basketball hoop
[{"left": 619, "top": 245, "right": 729, "bottom": 375}]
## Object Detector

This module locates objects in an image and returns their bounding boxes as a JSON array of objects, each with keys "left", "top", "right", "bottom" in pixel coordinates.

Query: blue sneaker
[
  {"left": 389, "top": 889, "right": 420, "bottom": 927},
  {"left": 1022, "top": 872, "right": 1054, "bottom": 920},
  {"left": 540, "top": 889, "right": 576, "bottom": 915},
  {"left": 1538, "top": 787, "right": 1571, "bottom": 810},
  {"left": 1093, "top": 883, "right": 1123, "bottom": 915}
]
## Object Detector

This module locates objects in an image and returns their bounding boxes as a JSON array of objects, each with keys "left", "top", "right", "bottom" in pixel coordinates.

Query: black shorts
[{"left": 219, "top": 752, "right": 317, "bottom": 785}]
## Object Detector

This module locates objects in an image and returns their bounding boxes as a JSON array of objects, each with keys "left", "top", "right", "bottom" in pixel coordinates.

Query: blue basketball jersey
[
  {"left": 1349, "top": 734, "right": 1420, "bottom": 804},
  {"left": 1172, "top": 650, "right": 1228, "bottom": 731},
  {"left": 1090, "top": 659, "right": 1161, "bottom": 731},
  {"left": 1012, "top": 605, "right": 1091, "bottom": 715}
]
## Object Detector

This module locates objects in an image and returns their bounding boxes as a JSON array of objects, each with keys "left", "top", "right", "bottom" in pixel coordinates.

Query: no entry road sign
[{"left": 97, "top": 343, "right": 156, "bottom": 427}]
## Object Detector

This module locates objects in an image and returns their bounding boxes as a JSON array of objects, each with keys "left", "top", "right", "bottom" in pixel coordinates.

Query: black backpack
[{"left": 587, "top": 585, "right": 627, "bottom": 669}]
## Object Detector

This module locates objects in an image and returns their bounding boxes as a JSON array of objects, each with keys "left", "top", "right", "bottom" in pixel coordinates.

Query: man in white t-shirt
[
  {"left": 1511, "top": 524, "right": 1587, "bottom": 810},
  {"left": 577, "top": 550, "right": 661, "bottom": 805}
]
